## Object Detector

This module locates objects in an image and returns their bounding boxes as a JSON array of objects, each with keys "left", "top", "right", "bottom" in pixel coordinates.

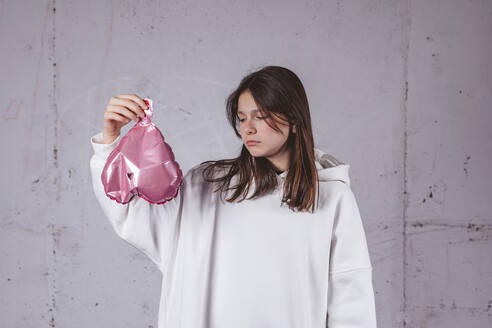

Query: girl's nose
[{"left": 245, "top": 123, "right": 256, "bottom": 134}]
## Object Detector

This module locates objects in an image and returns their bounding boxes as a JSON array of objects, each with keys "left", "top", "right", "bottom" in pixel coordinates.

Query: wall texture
[{"left": 1, "top": 0, "right": 491, "bottom": 327}]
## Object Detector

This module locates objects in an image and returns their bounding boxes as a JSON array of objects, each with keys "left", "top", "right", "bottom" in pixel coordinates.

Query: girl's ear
[{"left": 292, "top": 125, "right": 296, "bottom": 134}]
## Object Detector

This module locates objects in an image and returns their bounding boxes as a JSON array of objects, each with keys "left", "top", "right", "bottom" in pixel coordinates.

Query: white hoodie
[{"left": 89, "top": 131, "right": 377, "bottom": 328}]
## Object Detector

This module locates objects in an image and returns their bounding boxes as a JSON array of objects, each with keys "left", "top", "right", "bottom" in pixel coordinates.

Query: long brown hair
[{"left": 199, "top": 65, "right": 320, "bottom": 213}]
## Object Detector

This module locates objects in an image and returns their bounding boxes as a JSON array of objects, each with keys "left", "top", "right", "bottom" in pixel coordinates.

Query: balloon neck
[{"left": 139, "top": 98, "right": 154, "bottom": 125}]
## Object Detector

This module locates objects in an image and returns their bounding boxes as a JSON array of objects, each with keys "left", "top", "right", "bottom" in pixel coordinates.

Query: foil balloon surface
[{"left": 101, "top": 98, "right": 183, "bottom": 205}]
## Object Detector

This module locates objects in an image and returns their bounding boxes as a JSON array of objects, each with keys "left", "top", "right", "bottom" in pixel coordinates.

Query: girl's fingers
[
  {"left": 106, "top": 104, "right": 138, "bottom": 122},
  {"left": 104, "top": 111, "right": 130, "bottom": 123},
  {"left": 110, "top": 95, "right": 146, "bottom": 118},
  {"left": 116, "top": 94, "right": 148, "bottom": 110}
]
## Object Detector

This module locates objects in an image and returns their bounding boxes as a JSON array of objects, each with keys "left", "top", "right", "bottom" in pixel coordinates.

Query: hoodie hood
[{"left": 277, "top": 148, "right": 351, "bottom": 187}]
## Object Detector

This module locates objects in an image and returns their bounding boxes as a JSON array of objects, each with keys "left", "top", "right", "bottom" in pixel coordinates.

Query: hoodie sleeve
[
  {"left": 89, "top": 132, "right": 182, "bottom": 273},
  {"left": 326, "top": 184, "right": 377, "bottom": 328}
]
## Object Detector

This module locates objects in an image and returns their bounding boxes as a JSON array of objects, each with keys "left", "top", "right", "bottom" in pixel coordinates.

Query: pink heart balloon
[{"left": 101, "top": 98, "right": 183, "bottom": 205}]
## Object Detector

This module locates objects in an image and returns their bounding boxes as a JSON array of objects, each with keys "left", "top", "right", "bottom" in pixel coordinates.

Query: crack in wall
[
  {"left": 401, "top": 0, "right": 412, "bottom": 327},
  {"left": 48, "top": 0, "right": 58, "bottom": 326}
]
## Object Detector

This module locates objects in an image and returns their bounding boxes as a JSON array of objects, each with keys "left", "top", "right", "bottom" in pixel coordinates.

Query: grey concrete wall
[{"left": 1, "top": 0, "right": 491, "bottom": 327}]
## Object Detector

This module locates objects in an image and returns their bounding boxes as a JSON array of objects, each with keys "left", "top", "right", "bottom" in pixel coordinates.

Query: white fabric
[{"left": 89, "top": 131, "right": 377, "bottom": 328}]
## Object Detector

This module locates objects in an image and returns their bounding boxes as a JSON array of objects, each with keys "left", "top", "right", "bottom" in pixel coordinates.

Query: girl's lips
[{"left": 246, "top": 141, "right": 260, "bottom": 146}]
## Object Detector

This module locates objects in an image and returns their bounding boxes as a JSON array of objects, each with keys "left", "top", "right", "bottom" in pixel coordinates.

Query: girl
[{"left": 90, "top": 66, "right": 377, "bottom": 327}]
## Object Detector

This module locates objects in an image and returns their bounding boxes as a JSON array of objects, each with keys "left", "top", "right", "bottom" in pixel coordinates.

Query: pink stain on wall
[
  {"left": 0, "top": 0, "right": 4, "bottom": 22},
  {"left": 0, "top": 208, "right": 43, "bottom": 234},
  {"left": 22, "top": 0, "right": 51, "bottom": 180},
  {"left": 93, "top": 0, "right": 114, "bottom": 129},
  {"left": 2, "top": 99, "right": 22, "bottom": 120}
]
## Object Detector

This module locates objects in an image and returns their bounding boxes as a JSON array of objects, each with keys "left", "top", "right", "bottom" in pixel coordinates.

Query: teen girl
[{"left": 90, "top": 66, "right": 377, "bottom": 327}]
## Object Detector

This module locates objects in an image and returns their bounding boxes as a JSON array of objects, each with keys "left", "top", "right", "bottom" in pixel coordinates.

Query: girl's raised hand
[{"left": 102, "top": 94, "right": 148, "bottom": 144}]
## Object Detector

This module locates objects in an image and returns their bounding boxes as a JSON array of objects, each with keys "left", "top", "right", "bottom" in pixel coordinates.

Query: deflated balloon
[{"left": 101, "top": 98, "right": 183, "bottom": 205}]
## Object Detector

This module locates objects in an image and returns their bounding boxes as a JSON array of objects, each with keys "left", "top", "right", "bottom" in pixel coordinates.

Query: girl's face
[{"left": 237, "top": 90, "right": 296, "bottom": 169}]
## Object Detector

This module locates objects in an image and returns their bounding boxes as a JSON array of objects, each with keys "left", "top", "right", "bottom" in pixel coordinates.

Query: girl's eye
[{"left": 238, "top": 117, "right": 265, "bottom": 122}]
